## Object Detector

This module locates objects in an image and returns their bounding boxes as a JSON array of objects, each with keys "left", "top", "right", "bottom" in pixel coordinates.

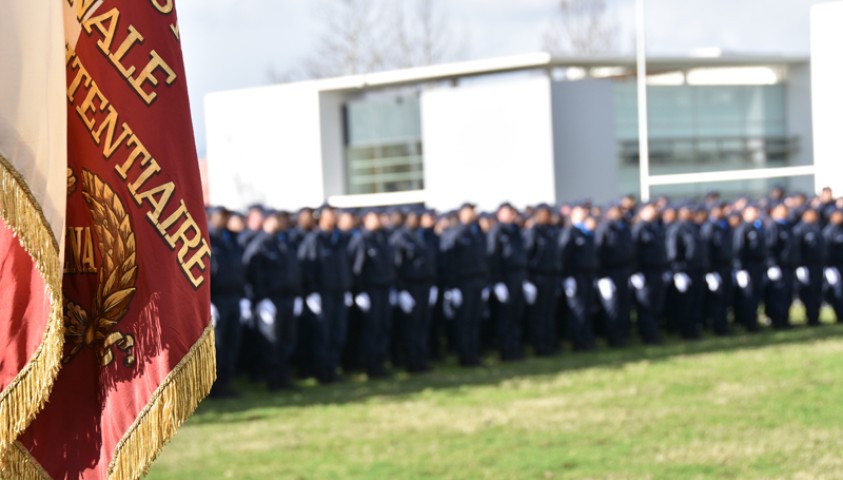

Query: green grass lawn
[{"left": 148, "top": 310, "right": 843, "bottom": 479}]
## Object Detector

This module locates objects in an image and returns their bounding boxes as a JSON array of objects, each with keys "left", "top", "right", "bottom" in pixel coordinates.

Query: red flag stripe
[{"left": 0, "top": 156, "right": 64, "bottom": 459}]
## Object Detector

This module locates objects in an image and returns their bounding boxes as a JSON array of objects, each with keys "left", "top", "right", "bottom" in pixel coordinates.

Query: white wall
[
  {"left": 421, "top": 76, "right": 557, "bottom": 212},
  {"left": 205, "top": 83, "right": 326, "bottom": 211},
  {"left": 550, "top": 80, "right": 618, "bottom": 204},
  {"left": 811, "top": 1, "right": 843, "bottom": 195},
  {"left": 786, "top": 63, "right": 815, "bottom": 194}
]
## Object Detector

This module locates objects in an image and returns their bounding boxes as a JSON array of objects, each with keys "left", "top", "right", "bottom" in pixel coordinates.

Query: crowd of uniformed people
[{"left": 207, "top": 186, "right": 843, "bottom": 397}]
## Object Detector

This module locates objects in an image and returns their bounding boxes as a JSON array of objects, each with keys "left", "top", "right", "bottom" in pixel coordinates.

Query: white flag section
[
  {"left": 0, "top": 1, "right": 68, "bottom": 240},
  {"left": 0, "top": 0, "right": 67, "bottom": 461}
]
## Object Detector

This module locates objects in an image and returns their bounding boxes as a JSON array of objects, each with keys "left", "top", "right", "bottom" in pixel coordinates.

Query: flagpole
[{"left": 636, "top": 0, "right": 651, "bottom": 202}]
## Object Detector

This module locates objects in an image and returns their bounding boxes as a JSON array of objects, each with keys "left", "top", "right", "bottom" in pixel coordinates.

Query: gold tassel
[
  {"left": 107, "top": 324, "right": 216, "bottom": 480},
  {"left": 0, "top": 155, "right": 65, "bottom": 469}
]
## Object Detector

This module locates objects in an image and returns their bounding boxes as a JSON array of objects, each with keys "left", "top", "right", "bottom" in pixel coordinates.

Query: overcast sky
[{"left": 176, "top": 0, "right": 824, "bottom": 155}]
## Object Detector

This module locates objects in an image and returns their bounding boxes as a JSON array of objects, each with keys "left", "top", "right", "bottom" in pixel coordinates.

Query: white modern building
[{"left": 205, "top": 48, "right": 828, "bottom": 212}]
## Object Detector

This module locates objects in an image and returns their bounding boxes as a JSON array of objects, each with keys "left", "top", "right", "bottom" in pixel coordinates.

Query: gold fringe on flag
[
  {"left": 107, "top": 324, "right": 216, "bottom": 480},
  {"left": 3, "top": 442, "right": 50, "bottom": 480},
  {"left": 0, "top": 155, "right": 65, "bottom": 459},
  {"left": 5, "top": 325, "right": 215, "bottom": 480}
]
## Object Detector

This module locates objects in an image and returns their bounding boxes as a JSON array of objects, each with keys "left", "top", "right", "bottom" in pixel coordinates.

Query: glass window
[
  {"left": 615, "top": 79, "right": 794, "bottom": 198},
  {"left": 345, "top": 97, "right": 424, "bottom": 195}
]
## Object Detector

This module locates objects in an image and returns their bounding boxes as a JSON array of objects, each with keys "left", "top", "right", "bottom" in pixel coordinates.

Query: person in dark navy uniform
[
  {"left": 390, "top": 209, "right": 437, "bottom": 373},
  {"left": 208, "top": 207, "right": 247, "bottom": 398},
  {"left": 559, "top": 205, "right": 598, "bottom": 351},
  {"left": 630, "top": 203, "right": 666, "bottom": 344},
  {"left": 243, "top": 211, "right": 303, "bottom": 390},
  {"left": 440, "top": 202, "right": 489, "bottom": 366},
  {"left": 665, "top": 206, "right": 705, "bottom": 339},
  {"left": 732, "top": 205, "right": 767, "bottom": 332},
  {"left": 595, "top": 204, "right": 635, "bottom": 347},
  {"left": 238, "top": 203, "right": 266, "bottom": 250},
  {"left": 764, "top": 204, "right": 799, "bottom": 329},
  {"left": 487, "top": 202, "right": 531, "bottom": 360},
  {"left": 700, "top": 203, "right": 733, "bottom": 335},
  {"left": 794, "top": 208, "right": 826, "bottom": 326},
  {"left": 348, "top": 210, "right": 396, "bottom": 378},
  {"left": 822, "top": 209, "right": 843, "bottom": 322},
  {"left": 298, "top": 205, "right": 354, "bottom": 383},
  {"left": 524, "top": 204, "right": 562, "bottom": 355}
]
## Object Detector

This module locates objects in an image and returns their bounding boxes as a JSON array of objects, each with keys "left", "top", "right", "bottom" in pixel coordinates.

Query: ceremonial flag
[
  {"left": 0, "top": 0, "right": 68, "bottom": 458},
  {"left": 9, "top": 1, "right": 215, "bottom": 478}
]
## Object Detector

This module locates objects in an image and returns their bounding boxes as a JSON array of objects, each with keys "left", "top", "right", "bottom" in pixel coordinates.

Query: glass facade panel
[
  {"left": 615, "top": 82, "right": 796, "bottom": 198},
  {"left": 345, "top": 96, "right": 424, "bottom": 195}
]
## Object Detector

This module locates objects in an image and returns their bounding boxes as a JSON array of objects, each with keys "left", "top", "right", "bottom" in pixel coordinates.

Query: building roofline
[{"left": 208, "top": 51, "right": 810, "bottom": 98}]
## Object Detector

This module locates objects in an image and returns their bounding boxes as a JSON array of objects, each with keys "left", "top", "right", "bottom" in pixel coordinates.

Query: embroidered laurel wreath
[{"left": 63, "top": 169, "right": 138, "bottom": 367}]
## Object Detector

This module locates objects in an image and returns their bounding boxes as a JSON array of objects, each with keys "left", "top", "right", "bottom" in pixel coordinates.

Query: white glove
[
  {"left": 563, "top": 277, "right": 577, "bottom": 298},
  {"left": 673, "top": 272, "right": 691, "bottom": 293},
  {"left": 447, "top": 288, "right": 463, "bottom": 308},
  {"left": 481, "top": 287, "right": 490, "bottom": 302},
  {"left": 210, "top": 303, "right": 219, "bottom": 328},
  {"left": 796, "top": 266, "right": 810, "bottom": 285},
  {"left": 630, "top": 273, "right": 645, "bottom": 291},
  {"left": 736, "top": 270, "right": 750, "bottom": 289},
  {"left": 493, "top": 282, "right": 510, "bottom": 303},
  {"left": 293, "top": 297, "right": 304, "bottom": 317},
  {"left": 239, "top": 298, "right": 253, "bottom": 321},
  {"left": 596, "top": 277, "right": 615, "bottom": 302},
  {"left": 428, "top": 286, "right": 439, "bottom": 306},
  {"left": 825, "top": 267, "right": 841, "bottom": 286},
  {"left": 256, "top": 298, "right": 277, "bottom": 326},
  {"left": 355, "top": 292, "right": 372, "bottom": 312},
  {"left": 398, "top": 290, "right": 416, "bottom": 314},
  {"left": 389, "top": 289, "right": 398, "bottom": 306},
  {"left": 705, "top": 272, "right": 722, "bottom": 292},
  {"left": 522, "top": 281, "right": 538, "bottom": 305},
  {"left": 344, "top": 291, "right": 353, "bottom": 307},
  {"left": 306, "top": 292, "right": 322, "bottom": 315},
  {"left": 767, "top": 266, "right": 783, "bottom": 282}
]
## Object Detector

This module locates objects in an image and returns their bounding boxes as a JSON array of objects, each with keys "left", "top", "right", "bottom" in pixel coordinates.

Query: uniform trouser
[
  {"left": 495, "top": 274, "right": 526, "bottom": 360},
  {"left": 256, "top": 296, "right": 298, "bottom": 388},
  {"left": 825, "top": 264, "right": 843, "bottom": 322},
  {"left": 528, "top": 275, "right": 560, "bottom": 355},
  {"left": 598, "top": 268, "right": 632, "bottom": 347},
  {"left": 764, "top": 268, "right": 795, "bottom": 329},
  {"left": 735, "top": 263, "right": 764, "bottom": 331},
  {"left": 454, "top": 278, "right": 485, "bottom": 366},
  {"left": 798, "top": 265, "right": 824, "bottom": 326},
  {"left": 672, "top": 270, "right": 703, "bottom": 339},
  {"left": 360, "top": 287, "right": 391, "bottom": 376},
  {"left": 564, "top": 273, "right": 596, "bottom": 351},
  {"left": 389, "top": 302, "right": 404, "bottom": 368},
  {"left": 633, "top": 270, "right": 664, "bottom": 343},
  {"left": 213, "top": 295, "right": 242, "bottom": 389},
  {"left": 314, "top": 291, "right": 348, "bottom": 382},
  {"left": 398, "top": 283, "right": 433, "bottom": 372},
  {"left": 428, "top": 292, "right": 447, "bottom": 361},
  {"left": 704, "top": 267, "right": 733, "bottom": 335}
]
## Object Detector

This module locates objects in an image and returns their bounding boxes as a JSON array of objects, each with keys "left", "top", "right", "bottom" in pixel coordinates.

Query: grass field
[{"left": 148, "top": 311, "right": 843, "bottom": 479}]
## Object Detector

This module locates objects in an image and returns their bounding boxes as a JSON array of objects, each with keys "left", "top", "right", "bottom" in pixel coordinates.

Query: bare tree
[
  {"left": 302, "top": 0, "right": 391, "bottom": 78},
  {"left": 390, "top": 0, "right": 461, "bottom": 68},
  {"left": 543, "top": 0, "right": 621, "bottom": 55},
  {"left": 276, "top": 0, "right": 463, "bottom": 81}
]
